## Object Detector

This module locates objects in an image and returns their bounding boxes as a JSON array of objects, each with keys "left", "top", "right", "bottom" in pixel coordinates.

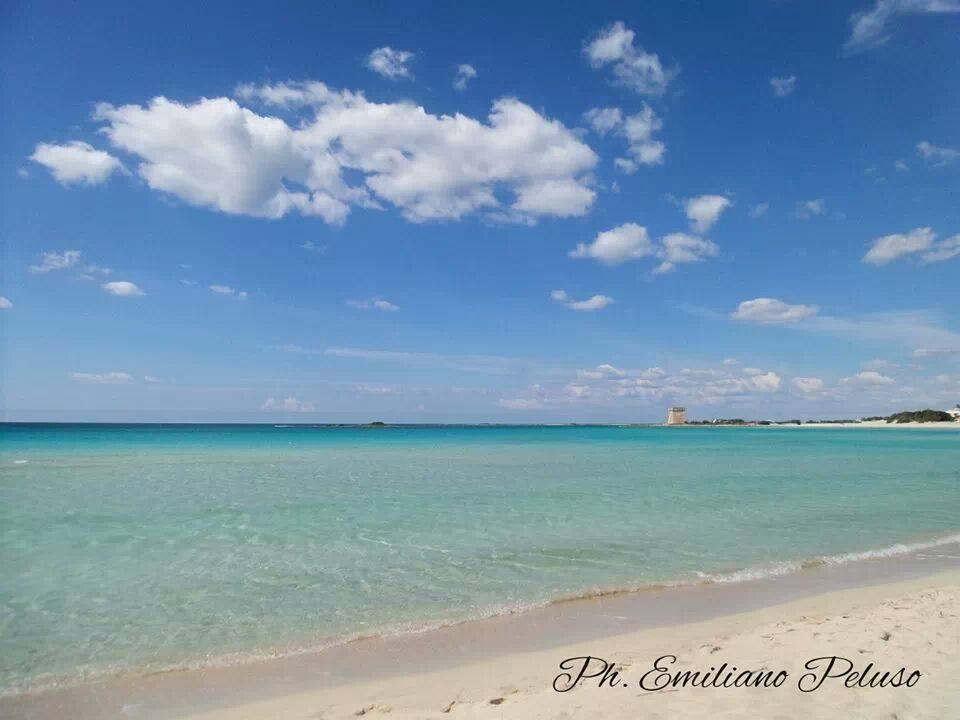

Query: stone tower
[{"left": 665, "top": 406, "right": 687, "bottom": 425}]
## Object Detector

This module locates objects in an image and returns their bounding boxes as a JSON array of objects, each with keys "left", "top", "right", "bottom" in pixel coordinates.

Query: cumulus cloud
[
  {"left": 792, "top": 376, "right": 825, "bottom": 394},
  {"left": 101, "top": 281, "right": 144, "bottom": 296},
  {"left": 366, "top": 47, "right": 414, "bottom": 80},
  {"left": 29, "top": 250, "right": 82, "bottom": 274},
  {"left": 584, "top": 104, "right": 666, "bottom": 172},
  {"left": 732, "top": 298, "right": 819, "bottom": 324},
  {"left": 863, "top": 227, "right": 935, "bottom": 265},
  {"left": 844, "top": 0, "right": 960, "bottom": 54},
  {"left": 794, "top": 199, "right": 826, "bottom": 219},
  {"left": 683, "top": 194, "right": 731, "bottom": 233},
  {"left": 550, "top": 289, "right": 614, "bottom": 311},
  {"left": 453, "top": 64, "right": 477, "bottom": 91},
  {"left": 30, "top": 141, "right": 123, "bottom": 185},
  {"left": 583, "top": 107, "right": 623, "bottom": 134},
  {"left": 70, "top": 371, "right": 135, "bottom": 384},
  {"left": 843, "top": 370, "right": 895, "bottom": 386},
  {"left": 261, "top": 396, "right": 316, "bottom": 412},
  {"left": 653, "top": 233, "right": 718, "bottom": 274},
  {"left": 347, "top": 297, "right": 399, "bottom": 311},
  {"left": 499, "top": 361, "right": 788, "bottom": 412},
  {"left": 749, "top": 202, "right": 769, "bottom": 218},
  {"left": 584, "top": 21, "right": 676, "bottom": 96},
  {"left": 78, "top": 87, "right": 597, "bottom": 225},
  {"left": 861, "top": 226, "right": 959, "bottom": 265},
  {"left": 570, "top": 223, "right": 655, "bottom": 265},
  {"left": 916, "top": 140, "right": 960, "bottom": 166},
  {"left": 0, "top": 296, "right": 12, "bottom": 309},
  {"left": 571, "top": 224, "right": 718, "bottom": 274},
  {"left": 770, "top": 76, "right": 797, "bottom": 97},
  {"left": 750, "top": 371, "right": 782, "bottom": 392}
]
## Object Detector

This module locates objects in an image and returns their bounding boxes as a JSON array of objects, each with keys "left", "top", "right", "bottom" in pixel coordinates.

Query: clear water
[{"left": 1, "top": 423, "right": 958, "bottom": 693}]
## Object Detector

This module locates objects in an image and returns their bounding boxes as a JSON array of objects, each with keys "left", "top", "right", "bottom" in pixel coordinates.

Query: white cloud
[
  {"left": 770, "top": 76, "right": 796, "bottom": 97},
  {"left": 261, "top": 396, "right": 316, "bottom": 412},
  {"left": 732, "top": 298, "right": 819, "bottom": 324},
  {"left": 583, "top": 107, "right": 623, "bottom": 134},
  {"left": 894, "top": 159, "right": 909, "bottom": 172},
  {"left": 498, "top": 397, "right": 543, "bottom": 410},
  {"left": 101, "top": 281, "right": 144, "bottom": 296},
  {"left": 502, "top": 361, "right": 790, "bottom": 411},
  {"left": 843, "top": 370, "right": 895, "bottom": 386},
  {"left": 620, "top": 106, "right": 666, "bottom": 167},
  {"left": 143, "top": 375, "right": 161, "bottom": 383},
  {"left": 583, "top": 104, "right": 665, "bottom": 170},
  {"left": 792, "top": 377, "right": 825, "bottom": 394},
  {"left": 684, "top": 194, "right": 731, "bottom": 233},
  {"left": 749, "top": 202, "right": 769, "bottom": 218},
  {"left": 578, "top": 363, "right": 627, "bottom": 379},
  {"left": 30, "top": 141, "right": 123, "bottom": 185},
  {"left": 913, "top": 348, "right": 960, "bottom": 358},
  {"left": 299, "top": 240, "right": 327, "bottom": 254},
  {"left": 861, "top": 226, "right": 959, "bottom": 265},
  {"left": 795, "top": 199, "right": 826, "bottom": 219},
  {"left": 366, "top": 47, "right": 414, "bottom": 80},
  {"left": 0, "top": 296, "right": 12, "bottom": 309},
  {"left": 29, "top": 250, "right": 82, "bottom": 274},
  {"left": 844, "top": 0, "right": 960, "bottom": 54},
  {"left": 208, "top": 284, "right": 248, "bottom": 298},
  {"left": 30, "top": 250, "right": 110, "bottom": 279},
  {"left": 584, "top": 21, "right": 676, "bottom": 95},
  {"left": 347, "top": 297, "right": 399, "bottom": 312},
  {"left": 550, "top": 289, "right": 614, "bottom": 311},
  {"left": 235, "top": 80, "right": 335, "bottom": 108},
  {"left": 916, "top": 140, "right": 960, "bottom": 166},
  {"left": 70, "top": 371, "right": 135, "bottom": 384},
  {"left": 84, "top": 88, "right": 597, "bottom": 225},
  {"left": 921, "top": 234, "right": 960, "bottom": 263},
  {"left": 570, "top": 223, "right": 655, "bottom": 264},
  {"left": 453, "top": 64, "right": 477, "bottom": 91},
  {"left": 653, "top": 233, "right": 719, "bottom": 274},
  {"left": 571, "top": 224, "right": 718, "bottom": 274},
  {"left": 750, "top": 371, "right": 782, "bottom": 392}
]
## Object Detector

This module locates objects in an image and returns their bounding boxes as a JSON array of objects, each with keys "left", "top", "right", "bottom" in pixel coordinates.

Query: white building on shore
[{"left": 665, "top": 407, "right": 687, "bottom": 425}]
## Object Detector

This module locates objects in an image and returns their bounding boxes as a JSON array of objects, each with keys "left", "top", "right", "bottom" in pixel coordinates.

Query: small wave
[
  {"left": 695, "top": 533, "right": 960, "bottom": 584},
  {"left": 5, "top": 531, "right": 959, "bottom": 699}
]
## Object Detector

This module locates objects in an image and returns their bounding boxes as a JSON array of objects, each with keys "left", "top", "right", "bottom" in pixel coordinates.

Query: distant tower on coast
[{"left": 665, "top": 407, "right": 687, "bottom": 425}]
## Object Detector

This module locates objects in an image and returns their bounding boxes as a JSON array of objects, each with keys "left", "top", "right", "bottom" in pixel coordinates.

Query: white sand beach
[
  {"left": 178, "top": 571, "right": 959, "bottom": 720},
  {"left": 8, "top": 558, "right": 957, "bottom": 720}
]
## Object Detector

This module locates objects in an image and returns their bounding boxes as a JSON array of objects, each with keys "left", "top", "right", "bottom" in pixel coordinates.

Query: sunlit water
[{"left": 1, "top": 423, "right": 958, "bottom": 693}]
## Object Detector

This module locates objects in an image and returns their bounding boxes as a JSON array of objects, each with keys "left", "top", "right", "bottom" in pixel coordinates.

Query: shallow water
[{"left": 1, "top": 423, "right": 958, "bottom": 693}]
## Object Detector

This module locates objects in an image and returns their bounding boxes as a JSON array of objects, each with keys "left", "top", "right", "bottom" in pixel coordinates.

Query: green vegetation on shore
[{"left": 885, "top": 409, "right": 954, "bottom": 424}]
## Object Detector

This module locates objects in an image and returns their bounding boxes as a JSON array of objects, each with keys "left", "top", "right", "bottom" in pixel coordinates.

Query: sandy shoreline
[
  {"left": 5, "top": 543, "right": 959, "bottom": 720},
  {"left": 183, "top": 571, "right": 960, "bottom": 720}
]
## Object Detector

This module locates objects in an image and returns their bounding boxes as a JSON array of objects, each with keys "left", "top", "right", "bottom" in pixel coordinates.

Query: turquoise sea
[{"left": 1, "top": 423, "right": 959, "bottom": 694}]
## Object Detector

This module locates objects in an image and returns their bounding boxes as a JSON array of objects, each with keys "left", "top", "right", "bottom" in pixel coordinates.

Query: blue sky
[{"left": 1, "top": 0, "right": 959, "bottom": 422}]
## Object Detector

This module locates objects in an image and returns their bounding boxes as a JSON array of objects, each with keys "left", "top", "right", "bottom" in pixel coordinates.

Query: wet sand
[{"left": 4, "top": 540, "right": 959, "bottom": 719}]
